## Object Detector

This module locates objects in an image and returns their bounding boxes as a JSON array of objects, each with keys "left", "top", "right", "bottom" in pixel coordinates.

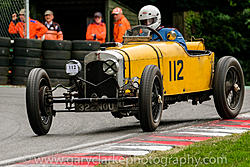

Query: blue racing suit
[{"left": 152, "top": 27, "right": 187, "bottom": 50}]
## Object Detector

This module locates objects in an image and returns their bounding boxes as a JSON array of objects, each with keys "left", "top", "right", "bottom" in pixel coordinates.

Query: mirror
[{"left": 167, "top": 30, "right": 177, "bottom": 40}]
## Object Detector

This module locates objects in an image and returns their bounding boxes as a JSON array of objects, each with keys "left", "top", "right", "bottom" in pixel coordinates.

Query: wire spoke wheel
[
  {"left": 139, "top": 65, "right": 163, "bottom": 132},
  {"left": 225, "top": 67, "right": 242, "bottom": 110},
  {"left": 213, "top": 56, "right": 245, "bottom": 119},
  {"left": 152, "top": 78, "right": 162, "bottom": 123},
  {"left": 39, "top": 84, "right": 52, "bottom": 125}
]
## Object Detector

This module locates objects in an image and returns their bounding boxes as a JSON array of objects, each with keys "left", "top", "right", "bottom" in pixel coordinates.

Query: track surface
[{"left": 0, "top": 87, "right": 249, "bottom": 164}]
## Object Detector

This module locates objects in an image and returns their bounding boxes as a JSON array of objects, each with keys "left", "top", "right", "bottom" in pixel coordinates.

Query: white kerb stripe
[
  {"left": 110, "top": 145, "right": 173, "bottom": 151},
  {"left": 88, "top": 150, "right": 149, "bottom": 156},
  {"left": 177, "top": 131, "right": 230, "bottom": 136},
  {"left": 189, "top": 128, "right": 247, "bottom": 134},
  {"left": 239, "top": 112, "right": 250, "bottom": 118}
]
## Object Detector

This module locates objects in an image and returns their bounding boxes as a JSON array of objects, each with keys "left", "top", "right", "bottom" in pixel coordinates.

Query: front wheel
[
  {"left": 139, "top": 65, "right": 163, "bottom": 132},
  {"left": 213, "top": 56, "right": 245, "bottom": 119},
  {"left": 26, "top": 68, "right": 53, "bottom": 135}
]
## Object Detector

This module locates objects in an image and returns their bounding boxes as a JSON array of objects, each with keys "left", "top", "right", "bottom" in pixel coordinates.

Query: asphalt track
[{"left": 0, "top": 86, "right": 249, "bottom": 165}]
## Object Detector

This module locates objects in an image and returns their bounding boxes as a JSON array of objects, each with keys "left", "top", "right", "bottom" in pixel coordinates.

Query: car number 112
[
  {"left": 169, "top": 60, "right": 184, "bottom": 81},
  {"left": 66, "top": 64, "right": 78, "bottom": 74}
]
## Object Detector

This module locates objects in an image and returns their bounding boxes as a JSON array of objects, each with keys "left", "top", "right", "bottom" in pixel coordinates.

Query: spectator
[
  {"left": 86, "top": 12, "right": 106, "bottom": 43},
  {"left": 8, "top": 9, "right": 48, "bottom": 39},
  {"left": 43, "top": 10, "right": 63, "bottom": 40},
  {"left": 112, "top": 7, "right": 131, "bottom": 43}
]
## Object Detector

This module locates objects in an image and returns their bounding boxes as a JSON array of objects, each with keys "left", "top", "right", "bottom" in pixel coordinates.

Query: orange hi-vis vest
[
  {"left": 8, "top": 18, "right": 48, "bottom": 39},
  {"left": 113, "top": 15, "right": 131, "bottom": 43},
  {"left": 86, "top": 22, "right": 106, "bottom": 43},
  {"left": 44, "top": 21, "right": 63, "bottom": 40}
]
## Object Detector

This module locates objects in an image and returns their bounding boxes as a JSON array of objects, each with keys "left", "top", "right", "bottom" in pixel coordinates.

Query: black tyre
[
  {"left": 42, "top": 59, "right": 67, "bottom": 69},
  {"left": 0, "top": 37, "right": 11, "bottom": 47},
  {"left": 12, "top": 76, "right": 27, "bottom": 85},
  {"left": 72, "top": 40, "right": 100, "bottom": 51},
  {"left": 43, "top": 50, "right": 71, "bottom": 60},
  {"left": 139, "top": 65, "right": 164, "bottom": 132},
  {"left": 0, "top": 66, "right": 9, "bottom": 76},
  {"left": 0, "top": 56, "right": 9, "bottom": 66},
  {"left": 71, "top": 51, "right": 91, "bottom": 60},
  {"left": 26, "top": 68, "right": 53, "bottom": 135},
  {"left": 43, "top": 40, "right": 72, "bottom": 51},
  {"left": 13, "top": 57, "right": 41, "bottom": 67},
  {"left": 12, "top": 66, "right": 34, "bottom": 77},
  {"left": 45, "top": 69, "right": 69, "bottom": 79},
  {"left": 0, "top": 76, "right": 8, "bottom": 85},
  {"left": 0, "top": 47, "right": 10, "bottom": 56},
  {"left": 14, "top": 38, "right": 42, "bottom": 49},
  {"left": 14, "top": 47, "right": 42, "bottom": 58},
  {"left": 213, "top": 56, "right": 245, "bottom": 119}
]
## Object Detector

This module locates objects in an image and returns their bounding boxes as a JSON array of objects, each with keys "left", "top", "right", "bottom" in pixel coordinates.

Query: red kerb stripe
[
  {"left": 150, "top": 135, "right": 211, "bottom": 141},
  {"left": 214, "top": 124, "right": 250, "bottom": 128},
  {"left": 135, "top": 140, "right": 193, "bottom": 146},
  {"left": 223, "top": 119, "right": 250, "bottom": 124}
]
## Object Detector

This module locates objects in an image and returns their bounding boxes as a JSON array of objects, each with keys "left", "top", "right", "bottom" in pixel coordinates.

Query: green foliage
[
  {"left": 185, "top": 11, "right": 202, "bottom": 39},
  {"left": 184, "top": 1, "right": 250, "bottom": 84}
]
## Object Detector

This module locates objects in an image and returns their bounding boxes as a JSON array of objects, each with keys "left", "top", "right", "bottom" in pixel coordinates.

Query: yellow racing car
[{"left": 26, "top": 26, "right": 245, "bottom": 135}]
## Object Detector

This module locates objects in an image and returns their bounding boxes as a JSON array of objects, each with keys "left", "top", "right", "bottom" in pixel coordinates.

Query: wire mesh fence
[{"left": 0, "top": 0, "right": 25, "bottom": 38}]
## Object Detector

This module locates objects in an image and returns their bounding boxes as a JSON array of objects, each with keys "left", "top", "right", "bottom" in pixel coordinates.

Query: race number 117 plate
[{"left": 66, "top": 64, "right": 78, "bottom": 74}]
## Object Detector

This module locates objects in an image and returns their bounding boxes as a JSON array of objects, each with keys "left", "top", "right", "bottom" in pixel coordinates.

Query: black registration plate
[{"left": 75, "top": 102, "right": 118, "bottom": 112}]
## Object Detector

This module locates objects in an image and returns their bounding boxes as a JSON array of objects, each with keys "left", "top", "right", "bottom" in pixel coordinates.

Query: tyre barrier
[
  {"left": 71, "top": 41, "right": 100, "bottom": 61},
  {"left": 42, "top": 40, "right": 72, "bottom": 86},
  {"left": 71, "top": 40, "right": 100, "bottom": 78},
  {"left": 3, "top": 39, "right": 100, "bottom": 86},
  {"left": 12, "top": 39, "right": 42, "bottom": 85},
  {"left": 0, "top": 37, "right": 11, "bottom": 85}
]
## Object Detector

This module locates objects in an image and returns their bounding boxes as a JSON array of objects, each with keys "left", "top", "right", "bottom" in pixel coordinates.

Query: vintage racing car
[{"left": 26, "top": 26, "right": 245, "bottom": 135}]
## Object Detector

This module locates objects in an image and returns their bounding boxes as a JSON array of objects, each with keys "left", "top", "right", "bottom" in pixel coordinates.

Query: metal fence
[{"left": 0, "top": 0, "right": 29, "bottom": 38}]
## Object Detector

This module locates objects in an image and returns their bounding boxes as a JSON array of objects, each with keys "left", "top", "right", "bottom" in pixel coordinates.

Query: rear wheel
[
  {"left": 213, "top": 56, "right": 245, "bottom": 119},
  {"left": 139, "top": 65, "right": 163, "bottom": 132},
  {"left": 26, "top": 68, "right": 53, "bottom": 135}
]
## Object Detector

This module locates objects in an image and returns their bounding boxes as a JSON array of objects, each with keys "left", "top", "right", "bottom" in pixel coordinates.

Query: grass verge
[{"left": 102, "top": 131, "right": 250, "bottom": 167}]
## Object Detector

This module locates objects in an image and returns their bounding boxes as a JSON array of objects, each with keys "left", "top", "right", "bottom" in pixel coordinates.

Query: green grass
[{"left": 103, "top": 131, "right": 250, "bottom": 167}]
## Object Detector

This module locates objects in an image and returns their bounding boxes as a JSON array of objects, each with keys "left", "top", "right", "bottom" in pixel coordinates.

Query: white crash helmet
[{"left": 138, "top": 5, "right": 161, "bottom": 30}]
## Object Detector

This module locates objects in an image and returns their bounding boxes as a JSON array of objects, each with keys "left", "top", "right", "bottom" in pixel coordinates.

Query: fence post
[{"left": 25, "top": 0, "right": 29, "bottom": 39}]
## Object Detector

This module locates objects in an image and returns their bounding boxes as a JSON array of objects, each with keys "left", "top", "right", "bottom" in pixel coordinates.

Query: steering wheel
[{"left": 130, "top": 25, "right": 164, "bottom": 41}]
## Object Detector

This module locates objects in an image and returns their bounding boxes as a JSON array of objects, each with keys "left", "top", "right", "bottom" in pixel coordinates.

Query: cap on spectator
[
  {"left": 94, "top": 12, "right": 102, "bottom": 17},
  {"left": 112, "top": 7, "right": 122, "bottom": 14},
  {"left": 19, "top": 9, "right": 25, "bottom": 15},
  {"left": 44, "top": 10, "right": 53, "bottom": 15}
]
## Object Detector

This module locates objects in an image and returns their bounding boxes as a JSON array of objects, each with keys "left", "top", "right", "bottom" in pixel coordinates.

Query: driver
[{"left": 138, "top": 5, "right": 187, "bottom": 50}]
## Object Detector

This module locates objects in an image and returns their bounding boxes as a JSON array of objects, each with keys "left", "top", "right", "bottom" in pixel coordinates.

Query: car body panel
[
  {"left": 106, "top": 41, "right": 214, "bottom": 96},
  {"left": 155, "top": 42, "right": 214, "bottom": 95},
  {"left": 186, "top": 41, "right": 205, "bottom": 50}
]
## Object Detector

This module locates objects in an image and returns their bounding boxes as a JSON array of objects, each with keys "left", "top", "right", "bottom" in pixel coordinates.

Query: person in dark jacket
[{"left": 43, "top": 10, "right": 63, "bottom": 40}]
